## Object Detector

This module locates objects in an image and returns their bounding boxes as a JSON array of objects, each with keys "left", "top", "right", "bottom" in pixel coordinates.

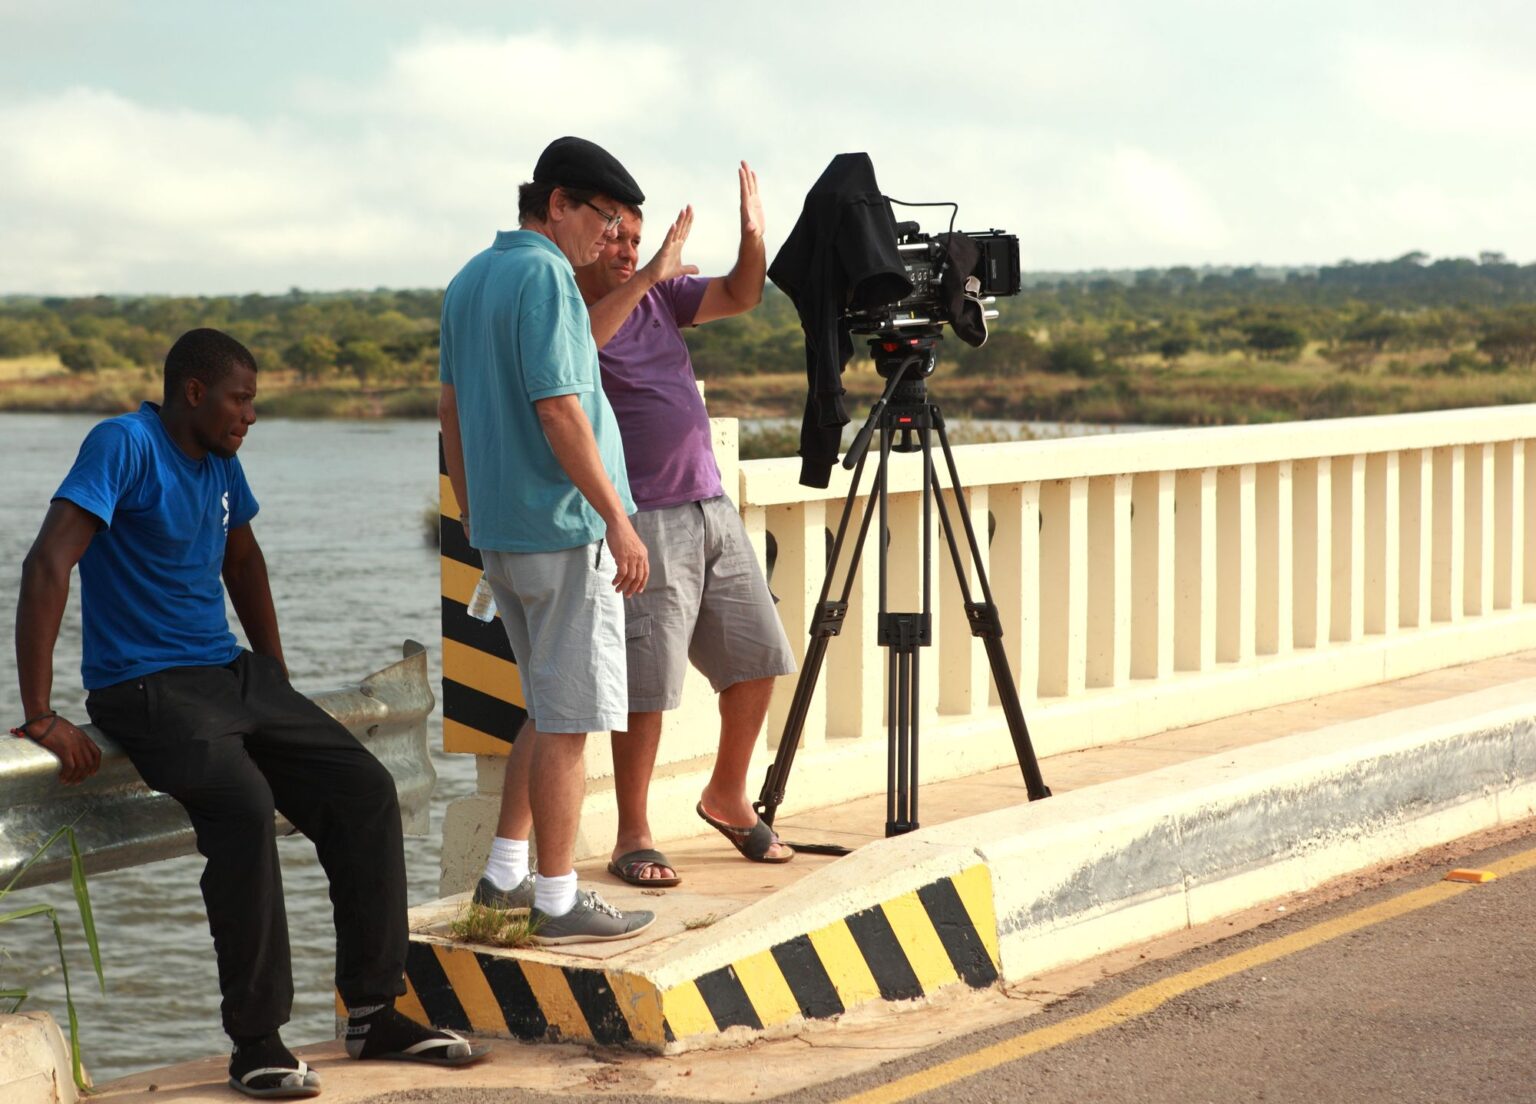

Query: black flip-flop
[
  {"left": 366, "top": 1029, "right": 489, "bottom": 1066},
  {"left": 608, "top": 848, "right": 682, "bottom": 887},
  {"left": 228, "top": 1060, "right": 322, "bottom": 1099},
  {"left": 696, "top": 802, "right": 795, "bottom": 863}
]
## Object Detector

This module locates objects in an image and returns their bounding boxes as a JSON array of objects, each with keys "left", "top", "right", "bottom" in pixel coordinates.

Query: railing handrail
[
  {"left": 0, "top": 641, "right": 437, "bottom": 889},
  {"left": 739, "top": 403, "right": 1536, "bottom": 505}
]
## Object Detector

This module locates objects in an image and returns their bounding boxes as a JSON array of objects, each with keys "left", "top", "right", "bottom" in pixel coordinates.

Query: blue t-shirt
[
  {"left": 439, "top": 230, "right": 634, "bottom": 553},
  {"left": 54, "top": 403, "right": 259, "bottom": 689}
]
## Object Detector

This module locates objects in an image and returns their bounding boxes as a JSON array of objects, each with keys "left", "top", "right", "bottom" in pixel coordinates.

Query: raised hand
[
  {"left": 739, "top": 161, "right": 764, "bottom": 241},
  {"left": 640, "top": 206, "right": 700, "bottom": 286}
]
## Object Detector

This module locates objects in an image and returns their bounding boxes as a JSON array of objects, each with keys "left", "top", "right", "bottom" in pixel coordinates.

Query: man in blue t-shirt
[{"left": 14, "top": 329, "right": 485, "bottom": 1098}]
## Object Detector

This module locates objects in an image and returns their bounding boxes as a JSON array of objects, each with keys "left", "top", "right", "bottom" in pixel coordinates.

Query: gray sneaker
[
  {"left": 471, "top": 874, "right": 534, "bottom": 913},
  {"left": 529, "top": 890, "right": 655, "bottom": 945}
]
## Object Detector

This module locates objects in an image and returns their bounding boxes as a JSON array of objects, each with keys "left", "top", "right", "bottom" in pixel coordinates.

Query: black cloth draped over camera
[{"left": 768, "top": 153, "right": 912, "bottom": 489}]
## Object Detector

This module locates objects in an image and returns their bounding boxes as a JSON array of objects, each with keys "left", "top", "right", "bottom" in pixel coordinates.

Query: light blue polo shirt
[{"left": 440, "top": 230, "right": 634, "bottom": 553}]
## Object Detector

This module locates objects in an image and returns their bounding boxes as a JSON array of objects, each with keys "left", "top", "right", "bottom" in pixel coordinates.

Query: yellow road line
[{"left": 835, "top": 845, "right": 1536, "bottom": 1104}]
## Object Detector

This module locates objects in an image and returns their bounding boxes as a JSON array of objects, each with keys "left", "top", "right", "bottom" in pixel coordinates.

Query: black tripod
[{"left": 755, "top": 330, "right": 1051, "bottom": 855}]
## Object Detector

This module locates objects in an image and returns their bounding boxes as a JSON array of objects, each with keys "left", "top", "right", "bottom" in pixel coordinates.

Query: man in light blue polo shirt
[{"left": 438, "top": 136, "right": 656, "bottom": 944}]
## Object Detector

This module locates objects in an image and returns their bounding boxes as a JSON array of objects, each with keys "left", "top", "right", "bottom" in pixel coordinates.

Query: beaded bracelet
[{"left": 10, "top": 709, "right": 59, "bottom": 743}]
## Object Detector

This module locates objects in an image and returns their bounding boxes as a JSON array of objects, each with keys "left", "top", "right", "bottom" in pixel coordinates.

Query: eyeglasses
[{"left": 582, "top": 200, "right": 623, "bottom": 232}]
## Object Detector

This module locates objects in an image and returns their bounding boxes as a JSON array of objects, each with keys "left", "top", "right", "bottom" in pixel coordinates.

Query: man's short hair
[
  {"left": 163, "top": 328, "right": 257, "bottom": 406},
  {"left": 517, "top": 182, "right": 598, "bottom": 226}
]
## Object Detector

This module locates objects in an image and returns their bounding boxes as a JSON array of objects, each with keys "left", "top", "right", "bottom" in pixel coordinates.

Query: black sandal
[{"left": 696, "top": 802, "right": 795, "bottom": 863}]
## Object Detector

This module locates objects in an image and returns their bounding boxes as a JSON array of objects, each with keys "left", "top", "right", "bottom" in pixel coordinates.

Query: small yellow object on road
[{"left": 1444, "top": 869, "right": 1497, "bottom": 883}]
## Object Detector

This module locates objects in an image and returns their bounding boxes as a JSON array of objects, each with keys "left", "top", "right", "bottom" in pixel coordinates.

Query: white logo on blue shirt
[{"left": 221, "top": 491, "right": 230, "bottom": 534}]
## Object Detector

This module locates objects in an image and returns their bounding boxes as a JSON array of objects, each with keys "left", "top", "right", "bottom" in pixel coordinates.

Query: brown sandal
[{"left": 607, "top": 848, "right": 681, "bottom": 887}]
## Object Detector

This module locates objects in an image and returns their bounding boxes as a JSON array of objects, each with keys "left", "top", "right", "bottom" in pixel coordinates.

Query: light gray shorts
[
  {"left": 624, "top": 495, "right": 797, "bottom": 712},
  {"left": 482, "top": 541, "right": 627, "bottom": 734}
]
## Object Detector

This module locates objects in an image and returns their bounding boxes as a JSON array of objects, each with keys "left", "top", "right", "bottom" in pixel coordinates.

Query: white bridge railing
[{"left": 441, "top": 405, "right": 1536, "bottom": 886}]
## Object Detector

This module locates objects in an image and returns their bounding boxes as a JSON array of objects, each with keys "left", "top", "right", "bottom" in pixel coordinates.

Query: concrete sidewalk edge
[{"left": 402, "top": 678, "right": 1536, "bottom": 1051}]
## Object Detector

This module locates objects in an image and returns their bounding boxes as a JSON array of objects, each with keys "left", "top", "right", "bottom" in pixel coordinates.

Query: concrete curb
[
  {"left": 402, "top": 679, "right": 1536, "bottom": 1050},
  {"left": 935, "top": 677, "right": 1536, "bottom": 983},
  {"left": 0, "top": 1012, "right": 78, "bottom": 1104}
]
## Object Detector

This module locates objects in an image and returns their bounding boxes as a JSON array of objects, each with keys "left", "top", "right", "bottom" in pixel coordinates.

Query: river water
[
  {"left": 0, "top": 412, "right": 474, "bottom": 1083},
  {"left": 0, "top": 408, "right": 1130, "bottom": 1083}
]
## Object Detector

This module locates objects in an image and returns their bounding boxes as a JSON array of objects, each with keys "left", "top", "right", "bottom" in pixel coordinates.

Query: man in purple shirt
[{"left": 574, "top": 163, "right": 798, "bottom": 882}]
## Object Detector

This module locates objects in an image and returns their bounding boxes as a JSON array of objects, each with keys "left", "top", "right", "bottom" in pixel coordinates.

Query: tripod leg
[
  {"left": 755, "top": 446, "right": 883, "bottom": 829},
  {"left": 927, "top": 412, "right": 1053, "bottom": 801}
]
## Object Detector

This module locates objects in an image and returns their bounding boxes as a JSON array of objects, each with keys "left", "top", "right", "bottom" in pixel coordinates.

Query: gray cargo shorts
[
  {"left": 481, "top": 541, "right": 627, "bottom": 734},
  {"left": 624, "top": 495, "right": 797, "bottom": 712}
]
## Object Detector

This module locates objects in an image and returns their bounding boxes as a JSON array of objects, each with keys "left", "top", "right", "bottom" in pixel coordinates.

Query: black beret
[{"left": 532, "top": 136, "right": 644, "bottom": 207}]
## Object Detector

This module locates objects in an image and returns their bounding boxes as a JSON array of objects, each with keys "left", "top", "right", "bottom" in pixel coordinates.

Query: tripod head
[{"left": 843, "top": 329, "right": 945, "bottom": 467}]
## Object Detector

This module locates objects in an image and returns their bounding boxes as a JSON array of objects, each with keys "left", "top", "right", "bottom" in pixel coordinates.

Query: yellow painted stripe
[
  {"left": 949, "top": 865, "right": 1001, "bottom": 968},
  {"left": 731, "top": 948, "right": 803, "bottom": 1028},
  {"left": 397, "top": 971, "right": 431, "bottom": 1026},
  {"left": 807, "top": 920, "right": 882, "bottom": 1008},
  {"left": 439, "top": 474, "right": 461, "bottom": 519},
  {"left": 443, "top": 718, "right": 512, "bottom": 757},
  {"left": 606, "top": 970, "right": 668, "bottom": 1047},
  {"left": 432, "top": 944, "right": 510, "bottom": 1037},
  {"left": 442, "top": 556, "right": 482, "bottom": 606},
  {"left": 882, "top": 890, "right": 960, "bottom": 993},
  {"left": 443, "top": 637, "right": 523, "bottom": 704},
  {"left": 518, "top": 960, "right": 593, "bottom": 1042},
  {"left": 834, "top": 846, "right": 1536, "bottom": 1104},
  {"left": 660, "top": 981, "right": 719, "bottom": 1040}
]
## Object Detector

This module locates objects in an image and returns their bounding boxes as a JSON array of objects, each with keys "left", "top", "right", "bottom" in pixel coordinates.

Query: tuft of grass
[
  {"left": 682, "top": 913, "right": 719, "bottom": 930},
  {"left": 448, "top": 903, "right": 537, "bottom": 948}
]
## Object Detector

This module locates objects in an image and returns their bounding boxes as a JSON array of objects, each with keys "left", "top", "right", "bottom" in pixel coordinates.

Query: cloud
[
  {"left": 3, "top": 16, "right": 1535, "bottom": 293},
  {"left": 1344, "top": 38, "right": 1536, "bottom": 140}
]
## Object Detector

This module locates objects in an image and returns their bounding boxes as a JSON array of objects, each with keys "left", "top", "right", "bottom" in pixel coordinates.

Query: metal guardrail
[{"left": 0, "top": 641, "right": 437, "bottom": 889}]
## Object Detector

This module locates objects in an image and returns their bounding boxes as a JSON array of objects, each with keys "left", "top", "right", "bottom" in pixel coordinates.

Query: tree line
[{"left": 3, "top": 252, "right": 1535, "bottom": 389}]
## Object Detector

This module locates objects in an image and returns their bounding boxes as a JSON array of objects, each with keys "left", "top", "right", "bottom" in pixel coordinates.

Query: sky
[{"left": 2, "top": 0, "right": 1533, "bottom": 295}]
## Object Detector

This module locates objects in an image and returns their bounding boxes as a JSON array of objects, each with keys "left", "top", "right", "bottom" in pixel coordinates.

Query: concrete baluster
[
  {"left": 937, "top": 483, "right": 990, "bottom": 715},
  {"left": 1175, "top": 468, "right": 1217, "bottom": 672},
  {"left": 1464, "top": 444, "right": 1495, "bottom": 617},
  {"left": 1256, "top": 461, "right": 1293, "bottom": 656},
  {"left": 1526, "top": 441, "right": 1536, "bottom": 605},
  {"left": 1292, "top": 458, "right": 1332, "bottom": 649},
  {"left": 1086, "top": 475, "right": 1132, "bottom": 688},
  {"left": 1512, "top": 440, "right": 1527, "bottom": 608},
  {"left": 1216, "top": 465, "right": 1256, "bottom": 664},
  {"left": 825, "top": 495, "right": 882, "bottom": 740},
  {"left": 766, "top": 500, "right": 828, "bottom": 750},
  {"left": 988, "top": 483, "right": 1041, "bottom": 706},
  {"left": 1329, "top": 455, "right": 1365, "bottom": 643},
  {"left": 1399, "top": 450, "right": 1432, "bottom": 629},
  {"left": 1132, "top": 471, "right": 1176, "bottom": 677},
  {"left": 1364, "top": 452, "right": 1400, "bottom": 635},
  {"left": 1432, "top": 446, "right": 1465, "bottom": 624},
  {"left": 886, "top": 488, "right": 942, "bottom": 723},
  {"left": 1039, "top": 478, "right": 1088, "bottom": 697}
]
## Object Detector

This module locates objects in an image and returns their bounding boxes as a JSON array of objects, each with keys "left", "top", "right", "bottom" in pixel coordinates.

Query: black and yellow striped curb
[
  {"left": 396, "top": 864, "right": 999, "bottom": 1050},
  {"left": 439, "top": 437, "right": 524, "bottom": 757}
]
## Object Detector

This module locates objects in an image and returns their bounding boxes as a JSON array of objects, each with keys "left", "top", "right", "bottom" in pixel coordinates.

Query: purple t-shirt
[{"left": 598, "top": 275, "right": 724, "bottom": 511}]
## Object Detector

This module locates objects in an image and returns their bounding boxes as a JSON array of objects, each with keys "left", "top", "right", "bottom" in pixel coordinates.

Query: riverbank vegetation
[{"left": 4, "top": 252, "right": 1535, "bottom": 452}]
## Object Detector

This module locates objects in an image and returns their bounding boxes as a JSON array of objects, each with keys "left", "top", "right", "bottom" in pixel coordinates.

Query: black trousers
[{"left": 86, "top": 650, "right": 408, "bottom": 1038}]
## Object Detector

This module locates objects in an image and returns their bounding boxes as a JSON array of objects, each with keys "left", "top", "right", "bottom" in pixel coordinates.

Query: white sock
[
  {"left": 482, "top": 837, "right": 529, "bottom": 890},
  {"left": 534, "top": 871, "right": 578, "bottom": 917}
]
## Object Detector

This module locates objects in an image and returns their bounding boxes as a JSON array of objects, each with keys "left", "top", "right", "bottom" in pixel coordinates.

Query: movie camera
[{"left": 845, "top": 222, "right": 1022, "bottom": 350}]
